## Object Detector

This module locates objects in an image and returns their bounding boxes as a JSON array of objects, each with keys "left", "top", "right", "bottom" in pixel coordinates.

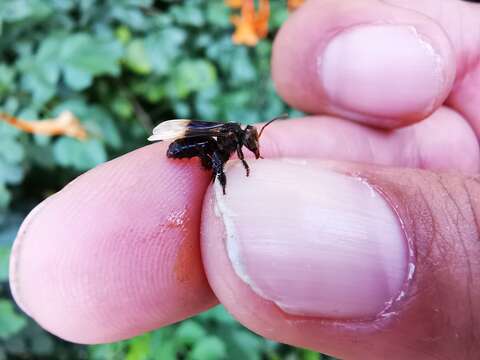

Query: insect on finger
[{"left": 148, "top": 115, "right": 287, "bottom": 194}]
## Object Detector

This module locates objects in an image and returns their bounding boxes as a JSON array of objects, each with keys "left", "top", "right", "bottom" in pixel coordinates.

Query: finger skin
[
  {"left": 260, "top": 108, "right": 479, "bottom": 173},
  {"left": 9, "top": 143, "right": 217, "bottom": 344},
  {"left": 201, "top": 160, "right": 480, "bottom": 360}
]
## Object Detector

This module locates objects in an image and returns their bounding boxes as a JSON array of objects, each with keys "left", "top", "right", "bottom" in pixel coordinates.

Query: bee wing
[{"left": 148, "top": 119, "right": 226, "bottom": 142}]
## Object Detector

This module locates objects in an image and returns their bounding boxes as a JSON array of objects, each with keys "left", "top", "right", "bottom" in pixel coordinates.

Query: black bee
[{"left": 148, "top": 115, "right": 286, "bottom": 194}]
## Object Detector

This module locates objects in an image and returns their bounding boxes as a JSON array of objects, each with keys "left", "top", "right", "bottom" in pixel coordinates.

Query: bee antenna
[{"left": 259, "top": 113, "right": 288, "bottom": 138}]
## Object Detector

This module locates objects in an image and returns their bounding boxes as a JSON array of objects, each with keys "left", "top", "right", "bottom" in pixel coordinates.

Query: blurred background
[{"left": 0, "top": 0, "right": 337, "bottom": 359}]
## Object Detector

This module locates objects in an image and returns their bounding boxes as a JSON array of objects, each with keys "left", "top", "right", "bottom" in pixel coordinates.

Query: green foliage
[
  {"left": 0, "top": 300, "right": 27, "bottom": 340},
  {"left": 0, "top": 0, "right": 326, "bottom": 359},
  {"left": 0, "top": 246, "right": 10, "bottom": 281},
  {"left": 89, "top": 306, "right": 335, "bottom": 360}
]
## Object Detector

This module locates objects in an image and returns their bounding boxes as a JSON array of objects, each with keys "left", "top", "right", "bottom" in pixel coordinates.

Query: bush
[{"left": 0, "top": 1, "right": 329, "bottom": 359}]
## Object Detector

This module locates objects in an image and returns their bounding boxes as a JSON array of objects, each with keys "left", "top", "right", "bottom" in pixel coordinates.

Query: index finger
[{"left": 9, "top": 143, "right": 216, "bottom": 344}]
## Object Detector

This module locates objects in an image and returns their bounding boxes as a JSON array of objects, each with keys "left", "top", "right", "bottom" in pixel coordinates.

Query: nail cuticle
[
  {"left": 213, "top": 176, "right": 269, "bottom": 300},
  {"left": 356, "top": 176, "right": 417, "bottom": 319}
]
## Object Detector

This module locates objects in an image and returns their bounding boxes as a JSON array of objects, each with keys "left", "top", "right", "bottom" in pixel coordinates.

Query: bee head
[
  {"left": 243, "top": 115, "right": 285, "bottom": 159},
  {"left": 243, "top": 125, "right": 261, "bottom": 159}
]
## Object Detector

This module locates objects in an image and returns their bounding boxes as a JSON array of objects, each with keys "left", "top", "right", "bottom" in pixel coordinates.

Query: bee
[{"left": 148, "top": 115, "right": 286, "bottom": 194}]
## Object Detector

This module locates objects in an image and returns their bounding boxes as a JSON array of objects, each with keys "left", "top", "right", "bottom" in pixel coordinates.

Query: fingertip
[
  {"left": 202, "top": 160, "right": 408, "bottom": 318},
  {"left": 10, "top": 144, "right": 217, "bottom": 343},
  {"left": 272, "top": 0, "right": 456, "bottom": 128}
]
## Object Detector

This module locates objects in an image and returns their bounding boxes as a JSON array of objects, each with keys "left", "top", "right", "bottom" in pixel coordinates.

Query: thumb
[{"left": 201, "top": 160, "right": 480, "bottom": 360}]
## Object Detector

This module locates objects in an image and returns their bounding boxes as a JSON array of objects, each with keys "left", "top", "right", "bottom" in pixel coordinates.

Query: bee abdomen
[{"left": 167, "top": 137, "right": 216, "bottom": 159}]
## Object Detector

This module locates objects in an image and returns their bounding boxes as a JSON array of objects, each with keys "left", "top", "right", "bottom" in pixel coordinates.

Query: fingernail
[
  {"left": 214, "top": 160, "right": 408, "bottom": 319},
  {"left": 319, "top": 25, "right": 446, "bottom": 119}
]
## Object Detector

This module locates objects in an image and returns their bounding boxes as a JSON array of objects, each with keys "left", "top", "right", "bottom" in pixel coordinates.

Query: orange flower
[
  {"left": 227, "top": 0, "right": 305, "bottom": 45},
  {"left": 229, "top": 0, "right": 270, "bottom": 46},
  {"left": 287, "top": 0, "right": 304, "bottom": 11},
  {"left": 254, "top": 0, "right": 270, "bottom": 38},
  {"left": 230, "top": 0, "right": 258, "bottom": 46},
  {"left": 225, "top": 0, "right": 243, "bottom": 9},
  {"left": 0, "top": 110, "right": 88, "bottom": 140}
]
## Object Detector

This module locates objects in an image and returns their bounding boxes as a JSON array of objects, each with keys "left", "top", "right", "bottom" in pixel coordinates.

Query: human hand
[{"left": 9, "top": 0, "right": 480, "bottom": 359}]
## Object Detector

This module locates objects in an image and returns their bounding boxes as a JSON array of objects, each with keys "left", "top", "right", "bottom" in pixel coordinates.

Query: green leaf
[
  {"left": 63, "top": 66, "right": 92, "bottom": 90},
  {"left": 171, "top": 4, "right": 204, "bottom": 27},
  {"left": 206, "top": 2, "right": 231, "bottom": 28},
  {"left": 270, "top": 1, "right": 289, "bottom": 29},
  {"left": 0, "top": 138, "right": 25, "bottom": 164},
  {"left": 147, "top": 327, "right": 177, "bottom": 360},
  {"left": 0, "top": 124, "right": 21, "bottom": 140},
  {"left": 60, "top": 33, "right": 123, "bottom": 77},
  {"left": 154, "top": 340, "right": 177, "bottom": 360},
  {"left": 125, "top": 334, "right": 150, "bottom": 360},
  {"left": 17, "top": 36, "right": 61, "bottom": 104},
  {"left": 124, "top": 39, "right": 152, "bottom": 75},
  {"left": 132, "top": 78, "right": 165, "bottom": 103},
  {"left": 173, "top": 101, "right": 191, "bottom": 118},
  {"left": 0, "top": 246, "right": 10, "bottom": 281},
  {"left": 0, "top": 0, "right": 53, "bottom": 22},
  {"left": 111, "top": 96, "right": 134, "bottom": 119},
  {"left": 1, "top": 97, "right": 20, "bottom": 116},
  {"left": 53, "top": 138, "right": 107, "bottom": 171},
  {"left": 26, "top": 143, "right": 55, "bottom": 169},
  {"left": 3, "top": 334, "right": 27, "bottom": 356},
  {"left": 217, "top": 329, "right": 263, "bottom": 360},
  {"left": 169, "top": 59, "right": 217, "bottom": 98},
  {"left": 195, "top": 86, "right": 220, "bottom": 120},
  {"left": 189, "top": 336, "right": 226, "bottom": 360},
  {"left": 301, "top": 349, "right": 322, "bottom": 360},
  {"left": 85, "top": 108, "right": 123, "bottom": 149},
  {"left": 0, "top": 300, "right": 27, "bottom": 340},
  {"left": 30, "top": 330, "right": 55, "bottom": 355},
  {"left": 175, "top": 320, "right": 206, "bottom": 346},
  {"left": 0, "top": 211, "right": 24, "bottom": 246},
  {"left": 118, "top": 0, "right": 153, "bottom": 7},
  {"left": 0, "top": 64, "right": 16, "bottom": 95},
  {"left": 0, "top": 185, "right": 10, "bottom": 211},
  {"left": 197, "top": 305, "right": 237, "bottom": 325},
  {"left": 0, "top": 159, "right": 24, "bottom": 185},
  {"left": 111, "top": 6, "right": 148, "bottom": 31},
  {"left": 230, "top": 47, "right": 256, "bottom": 84},
  {"left": 89, "top": 342, "right": 127, "bottom": 360},
  {"left": 115, "top": 25, "right": 132, "bottom": 44},
  {"left": 144, "top": 27, "right": 186, "bottom": 75}
]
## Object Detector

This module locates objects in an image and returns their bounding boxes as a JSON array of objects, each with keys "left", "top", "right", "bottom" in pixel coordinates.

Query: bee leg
[
  {"left": 168, "top": 137, "right": 217, "bottom": 172},
  {"left": 218, "top": 171, "right": 227, "bottom": 195},
  {"left": 205, "top": 155, "right": 216, "bottom": 184},
  {"left": 236, "top": 145, "right": 250, "bottom": 177},
  {"left": 212, "top": 151, "right": 227, "bottom": 194},
  {"left": 199, "top": 152, "right": 213, "bottom": 171}
]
